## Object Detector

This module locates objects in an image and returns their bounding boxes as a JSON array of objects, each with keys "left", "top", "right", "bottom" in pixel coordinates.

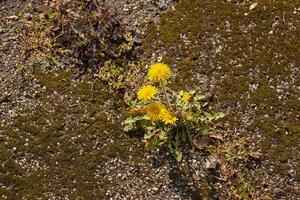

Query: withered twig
[{"left": 0, "top": 93, "right": 12, "bottom": 103}]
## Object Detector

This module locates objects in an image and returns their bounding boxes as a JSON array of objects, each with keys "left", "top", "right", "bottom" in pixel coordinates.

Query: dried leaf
[
  {"left": 193, "top": 136, "right": 210, "bottom": 150},
  {"left": 7, "top": 15, "right": 19, "bottom": 20},
  {"left": 248, "top": 151, "right": 262, "bottom": 159},
  {"left": 192, "top": 173, "right": 201, "bottom": 181},
  {"left": 133, "top": 35, "right": 142, "bottom": 44},
  {"left": 205, "top": 156, "right": 219, "bottom": 169},
  {"left": 209, "top": 133, "right": 224, "bottom": 141},
  {"left": 249, "top": 3, "right": 258, "bottom": 11}
]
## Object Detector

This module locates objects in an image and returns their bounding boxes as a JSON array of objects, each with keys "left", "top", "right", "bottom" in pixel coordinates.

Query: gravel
[
  {"left": 0, "top": 0, "right": 206, "bottom": 199},
  {"left": 3, "top": 0, "right": 298, "bottom": 199},
  {"left": 103, "top": 0, "right": 176, "bottom": 34}
]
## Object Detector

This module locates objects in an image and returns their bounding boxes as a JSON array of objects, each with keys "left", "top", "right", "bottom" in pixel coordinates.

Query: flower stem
[{"left": 161, "top": 82, "right": 172, "bottom": 111}]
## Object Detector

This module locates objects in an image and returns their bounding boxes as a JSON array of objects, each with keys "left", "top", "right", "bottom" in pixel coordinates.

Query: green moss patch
[
  {"left": 143, "top": 0, "right": 299, "bottom": 197},
  {"left": 0, "top": 69, "right": 144, "bottom": 198}
]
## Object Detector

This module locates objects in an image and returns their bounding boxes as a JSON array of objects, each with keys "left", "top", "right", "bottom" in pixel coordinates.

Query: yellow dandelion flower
[
  {"left": 182, "top": 91, "right": 192, "bottom": 102},
  {"left": 137, "top": 85, "right": 158, "bottom": 101},
  {"left": 146, "top": 102, "right": 164, "bottom": 121},
  {"left": 160, "top": 108, "right": 178, "bottom": 125},
  {"left": 148, "top": 63, "right": 171, "bottom": 83}
]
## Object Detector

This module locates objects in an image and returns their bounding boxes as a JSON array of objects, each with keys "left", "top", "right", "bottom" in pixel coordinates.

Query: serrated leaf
[
  {"left": 193, "top": 102, "right": 201, "bottom": 109},
  {"left": 145, "top": 125, "right": 155, "bottom": 131},
  {"left": 124, "top": 117, "right": 136, "bottom": 124},
  {"left": 144, "top": 132, "right": 155, "bottom": 140},
  {"left": 159, "top": 130, "right": 168, "bottom": 140},
  {"left": 139, "top": 119, "right": 148, "bottom": 128},
  {"left": 123, "top": 124, "right": 134, "bottom": 132},
  {"left": 146, "top": 140, "right": 159, "bottom": 151},
  {"left": 180, "top": 132, "right": 186, "bottom": 142},
  {"left": 214, "top": 112, "right": 225, "bottom": 120},
  {"left": 175, "top": 150, "right": 183, "bottom": 162}
]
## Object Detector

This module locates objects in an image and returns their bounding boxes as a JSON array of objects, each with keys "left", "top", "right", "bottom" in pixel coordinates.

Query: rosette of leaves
[{"left": 123, "top": 90, "right": 224, "bottom": 161}]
